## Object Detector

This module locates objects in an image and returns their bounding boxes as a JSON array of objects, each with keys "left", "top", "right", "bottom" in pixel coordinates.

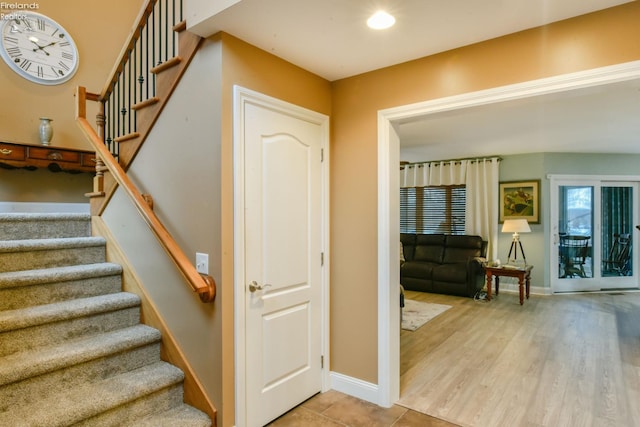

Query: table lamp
[{"left": 502, "top": 218, "right": 531, "bottom": 265}]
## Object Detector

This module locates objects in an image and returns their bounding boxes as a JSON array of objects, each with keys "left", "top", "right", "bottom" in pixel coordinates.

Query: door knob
[{"left": 249, "top": 281, "right": 272, "bottom": 293}]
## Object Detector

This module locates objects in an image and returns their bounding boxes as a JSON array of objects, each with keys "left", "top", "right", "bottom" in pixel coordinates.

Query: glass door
[{"left": 551, "top": 178, "right": 637, "bottom": 293}]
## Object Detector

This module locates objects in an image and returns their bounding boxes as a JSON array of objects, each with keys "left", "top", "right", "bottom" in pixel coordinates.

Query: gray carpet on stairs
[{"left": 0, "top": 213, "right": 211, "bottom": 426}]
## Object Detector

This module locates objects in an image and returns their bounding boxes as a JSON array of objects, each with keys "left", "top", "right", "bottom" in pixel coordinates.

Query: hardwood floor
[{"left": 399, "top": 290, "right": 640, "bottom": 427}]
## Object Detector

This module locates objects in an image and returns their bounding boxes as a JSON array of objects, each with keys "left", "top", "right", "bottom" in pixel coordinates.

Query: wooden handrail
[{"left": 75, "top": 86, "right": 216, "bottom": 303}]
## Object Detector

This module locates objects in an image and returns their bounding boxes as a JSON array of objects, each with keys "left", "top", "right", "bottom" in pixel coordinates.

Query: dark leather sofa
[{"left": 400, "top": 233, "right": 487, "bottom": 297}]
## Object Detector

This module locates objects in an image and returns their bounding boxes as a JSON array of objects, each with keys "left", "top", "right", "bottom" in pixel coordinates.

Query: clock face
[{"left": 0, "top": 12, "right": 79, "bottom": 85}]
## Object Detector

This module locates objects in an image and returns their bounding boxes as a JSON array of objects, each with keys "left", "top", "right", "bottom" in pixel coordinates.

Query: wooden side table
[{"left": 485, "top": 265, "right": 533, "bottom": 305}]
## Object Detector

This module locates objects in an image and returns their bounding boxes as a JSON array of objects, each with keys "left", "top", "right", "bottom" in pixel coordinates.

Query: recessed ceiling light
[{"left": 367, "top": 11, "right": 395, "bottom": 30}]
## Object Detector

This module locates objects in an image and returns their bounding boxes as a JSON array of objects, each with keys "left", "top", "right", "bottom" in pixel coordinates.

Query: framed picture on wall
[{"left": 499, "top": 180, "right": 540, "bottom": 224}]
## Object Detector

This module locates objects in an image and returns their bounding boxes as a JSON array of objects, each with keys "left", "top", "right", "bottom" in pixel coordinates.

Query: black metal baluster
[
  {"left": 165, "top": 0, "right": 169, "bottom": 61},
  {"left": 112, "top": 81, "right": 118, "bottom": 156},
  {"left": 172, "top": 0, "right": 177, "bottom": 57},
  {"left": 104, "top": 98, "right": 111, "bottom": 152},
  {"left": 138, "top": 26, "right": 144, "bottom": 103},
  {"left": 127, "top": 49, "right": 132, "bottom": 133},
  {"left": 120, "top": 69, "right": 127, "bottom": 138},
  {"left": 157, "top": 0, "right": 163, "bottom": 65},
  {"left": 152, "top": 7, "right": 156, "bottom": 96}
]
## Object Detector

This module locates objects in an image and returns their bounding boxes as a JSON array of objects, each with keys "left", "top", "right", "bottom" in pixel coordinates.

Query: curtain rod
[{"left": 400, "top": 156, "right": 502, "bottom": 168}]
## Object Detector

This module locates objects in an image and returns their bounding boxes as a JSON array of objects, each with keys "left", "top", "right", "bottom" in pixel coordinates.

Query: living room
[{"left": 390, "top": 62, "right": 640, "bottom": 425}]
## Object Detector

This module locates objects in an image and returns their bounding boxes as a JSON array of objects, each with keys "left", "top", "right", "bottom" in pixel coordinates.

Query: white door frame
[
  {"left": 376, "top": 60, "right": 640, "bottom": 407},
  {"left": 233, "top": 86, "right": 330, "bottom": 427},
  {"left": 549, "top": 174, "right": 640, "bottom": 292}
]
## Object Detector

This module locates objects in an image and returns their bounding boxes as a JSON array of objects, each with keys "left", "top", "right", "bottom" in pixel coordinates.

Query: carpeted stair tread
[
  {"left": 0, "top": 262, "right": 122, "bottom": 289},
  {"left": 0, "top": 212, "right": 91, "bottom": 240},
  {"left": 0, "top": 292, "right": 140, "bottom": 333},
  {"left": 0, "top": 324, "right": 161, "bottom": 386},
  {"left": 0, "top": 236, "right": 106, "bottom": 252},
  {"left": 0, "top": 236, "right": 106, "bottom": 272},
  {"left": 135, "top": 404, "right": 212, "bottom": 426},
  {"left": 0, "top": 361, "right": 185, "bottom": 426},
  {"left": 0, "top": 212, "right": 90, "bottom": 221}
]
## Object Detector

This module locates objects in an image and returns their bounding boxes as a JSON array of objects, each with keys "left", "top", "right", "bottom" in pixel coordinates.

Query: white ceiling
[
  {"left": 193, "top": 0, "right": 639, "bottom": 160},
  {"left": 399, "top": 77, "right": 640, "bottom": 161}
]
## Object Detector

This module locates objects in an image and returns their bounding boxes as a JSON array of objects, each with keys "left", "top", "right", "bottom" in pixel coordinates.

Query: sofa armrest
[
  {"left": 466, "top": 257, "right": 487, "bottom": 296},
  {"left": 472, "top": 257, "right": 488, "bottom": 266}
]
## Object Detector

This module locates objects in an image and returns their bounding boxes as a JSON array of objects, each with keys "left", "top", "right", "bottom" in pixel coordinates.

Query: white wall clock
[{"left": 0, "top": 12, "right": 79, "bottom": 85}]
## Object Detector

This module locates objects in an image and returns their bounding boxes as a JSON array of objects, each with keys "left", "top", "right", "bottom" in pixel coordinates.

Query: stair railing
[
  {"left": 76, "top": 87, "right": 215, "bottom": 303},
  {"left": 95, "top": 0, "right": 183, "bottom": 158},
  {"left": 73, "top": 0, "right": 214, "bottom": 303}
]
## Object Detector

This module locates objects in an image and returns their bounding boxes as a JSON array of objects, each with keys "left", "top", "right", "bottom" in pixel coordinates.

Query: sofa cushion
[
  {"left": 432, "top": 263, "right": 467, "bottom": 283},
  {"left": 400, "top": 233, "right": 417, "bottom": 261},
  {"left": 401, "top": 261, "right": 438, "bottom": 280},
  {"left": 414, "top": 234, "right": 445, "bottom": 263},
  {"left": 443, "top": 235, "right": 484, "bottom": 264}
]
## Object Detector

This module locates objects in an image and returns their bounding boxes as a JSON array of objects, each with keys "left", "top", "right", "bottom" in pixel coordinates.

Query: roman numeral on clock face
[
  {"left": 19, "top": 59, "right": 32, "bottom": 71},
  {"left": 61, "top": 52, "right": 74, "bottom": 61},
  {"left": 3, "top": 36, "right": 18, "bottom": 45},
  {"left": 58, "top": 61, "right": 69, "bottom": 71},
  {"left": 37, "top": 19, "right": 46, "bottom": 31},
  {"left": 6, "top": 46, "right": 21, "bottom": 58}
]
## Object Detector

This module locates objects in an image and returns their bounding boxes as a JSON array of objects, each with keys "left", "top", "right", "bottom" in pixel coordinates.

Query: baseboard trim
[
  {"left": 329, "top": 371, "right": 379, "bottom": 405},
  {"left": 495, "top": 283, "right": 552, "bottom": 296}
]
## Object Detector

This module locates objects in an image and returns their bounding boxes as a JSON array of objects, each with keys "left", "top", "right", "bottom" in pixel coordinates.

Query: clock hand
[{"left": 31, "top": 41, "right": 51, "bottom": 56}]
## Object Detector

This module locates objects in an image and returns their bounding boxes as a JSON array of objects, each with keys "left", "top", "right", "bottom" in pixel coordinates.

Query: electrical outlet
[{"left": 196, "top": 252, "right": 209, "bottom": 274}]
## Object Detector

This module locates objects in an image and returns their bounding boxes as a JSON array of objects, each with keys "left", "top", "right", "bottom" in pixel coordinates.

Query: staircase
[{"left": 0, "top": 213, "right": 211, "bottom": 426}]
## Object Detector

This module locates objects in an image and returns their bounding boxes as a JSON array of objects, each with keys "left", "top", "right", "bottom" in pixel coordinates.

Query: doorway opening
[{"left": 377, "top": 61, "right": 640, "bottom": 407}]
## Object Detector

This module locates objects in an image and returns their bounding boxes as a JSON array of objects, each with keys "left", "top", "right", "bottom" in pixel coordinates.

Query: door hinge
[
  {"left": 321, "top": 355, "right": 324, "bottom": 369},
  {"left": 321, "top": 252, "right": 324, "bottom": 266}
]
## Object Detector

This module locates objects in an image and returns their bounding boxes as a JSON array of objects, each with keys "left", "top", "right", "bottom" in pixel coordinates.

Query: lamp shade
[{"left": 501, "top": 218, "right": 531, "bottom": 233}]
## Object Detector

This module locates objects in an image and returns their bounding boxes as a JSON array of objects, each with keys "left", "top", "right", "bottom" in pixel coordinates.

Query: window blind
[{"left": 400, "top": 186, "right": 466, "bottom": 234}]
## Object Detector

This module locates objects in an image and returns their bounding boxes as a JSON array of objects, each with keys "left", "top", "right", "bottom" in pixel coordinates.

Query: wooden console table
[
  {"left": 485, "top": 265, "right": 533, "bottom": 305},
  {"left": 0, "top": 141, "right": 95, "bottom": 174}
]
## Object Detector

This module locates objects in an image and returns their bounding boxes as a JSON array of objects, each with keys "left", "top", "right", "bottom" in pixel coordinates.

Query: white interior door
[{"left": 237, "top": 88, "right": 327, "bottom": 427}]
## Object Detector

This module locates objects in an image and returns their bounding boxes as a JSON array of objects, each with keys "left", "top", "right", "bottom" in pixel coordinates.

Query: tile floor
[{"left": 267, "top": 390, "right": 458, "bottom": 427}]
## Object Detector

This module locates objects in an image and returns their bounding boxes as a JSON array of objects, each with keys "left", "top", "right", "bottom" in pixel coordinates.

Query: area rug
[{"left": 402, "top": 300, "right": 452, "bottom": 331}]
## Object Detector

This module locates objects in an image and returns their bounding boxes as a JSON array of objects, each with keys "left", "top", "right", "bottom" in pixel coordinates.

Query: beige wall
[
  {"left": 0, "top": 1, "right": 143, "bottom": 207},
  {"left": 330, "top": 2, "right": 640, "bottom": 384},
  {"left": 0, "top": 0, "right": 145, "bottom": 150},
  {"left": 0, "top": 168, "right": 91, "bottom": 204}
]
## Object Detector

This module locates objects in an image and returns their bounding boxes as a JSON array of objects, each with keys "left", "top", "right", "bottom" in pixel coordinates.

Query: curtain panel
[{"left": 400, "top": 157, "right": 500, "bottom": 260}]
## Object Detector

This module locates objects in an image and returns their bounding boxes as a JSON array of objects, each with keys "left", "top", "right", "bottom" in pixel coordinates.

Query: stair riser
[
  {"left": 76, "top": 384, "right": 184, "bottom": 427},
  {"left": 0, "top": 219, "right": 91, "bottom": 240},
  {"left": 0, "top": 306, "right": 141, "bottom": 357},
  {"left": 0, "top": 245, "right": 105, "bottom": 272},
  {"left": 0, "top": 342, "right": 161, "bottom": 412},
  {"left": 0, "top": 275, "right": 121, "bottom": 311}
]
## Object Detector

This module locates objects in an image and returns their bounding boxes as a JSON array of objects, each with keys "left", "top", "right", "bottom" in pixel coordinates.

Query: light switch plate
[{"left": 196, "top": 252, "right": 209, "bottom": 274}]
